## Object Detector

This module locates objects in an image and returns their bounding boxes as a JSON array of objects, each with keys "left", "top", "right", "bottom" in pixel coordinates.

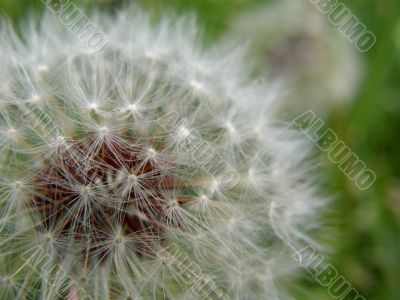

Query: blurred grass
[{"left": 0, "top": 0, "right": 399, "bottom": 299}]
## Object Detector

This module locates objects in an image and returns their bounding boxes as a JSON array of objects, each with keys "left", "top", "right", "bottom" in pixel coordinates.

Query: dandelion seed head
[
  {"left": 225, "top": 121, "right": 236, "bottom": 134},
  {"left": 29, "top": 93, "right": 40, "bottom": 102},
  {"left": 0, "top": 5, "right": 324, "bottom": 300},
  {"left": 145, "top": 50, "right": 157, "bottom": 59},
  {"left": 13, "top": 180, "right": 22, "bottom": 190},
  {"left": 167, "top": 198, "right": 179, "bottom": 209},
  {"left": 190, "top": 79, "right": 203, "bottom": 90},
  {"left": 177, "top": 125, "right": 190, "bottom": 138},
  {"left": 127, "top": 103, "right": 138, "bottom": 112},
  {"left": 7, "top": 128, "right": 17, "bottom": 139},
  {"left": 89, "top": 101, "right": 98, "bottom": 110},
  {"left": 37, "top": 64, "right": 48, "bottom": 72},
  {"left": 80, "top": 185, "right": 92, "bottom": 196},
  {"left": 147, "top": 147, "right": 156, "bottom": 157}
]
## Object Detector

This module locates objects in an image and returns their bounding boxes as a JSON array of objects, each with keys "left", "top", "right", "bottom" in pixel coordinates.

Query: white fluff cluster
[
  {"left": 228, "top": 0, "right": 361, "bottom": 115},
  {"left": 0, "top": 6, "right": 323, "bottom": 300}
]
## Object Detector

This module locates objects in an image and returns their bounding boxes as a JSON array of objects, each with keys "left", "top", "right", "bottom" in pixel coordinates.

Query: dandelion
[
  {"left": 228, "top": 0, "right": 362, "bottom": 115},
  {"left": 0, "top": 5, "right": 324, "bottom": 300}
]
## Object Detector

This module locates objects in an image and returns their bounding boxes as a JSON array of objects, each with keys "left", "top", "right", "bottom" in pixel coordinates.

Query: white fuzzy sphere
[
  {"left": 228, "top": 0, "right": 362, "bottom": 116},
  {"left": 0, "top": 5, "right": 323, "bottom": 300}
]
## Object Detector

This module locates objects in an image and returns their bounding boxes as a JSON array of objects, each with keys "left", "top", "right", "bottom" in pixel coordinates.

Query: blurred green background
[{"left": 0, "top": 0, "right": 398, "bottom": 299}]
